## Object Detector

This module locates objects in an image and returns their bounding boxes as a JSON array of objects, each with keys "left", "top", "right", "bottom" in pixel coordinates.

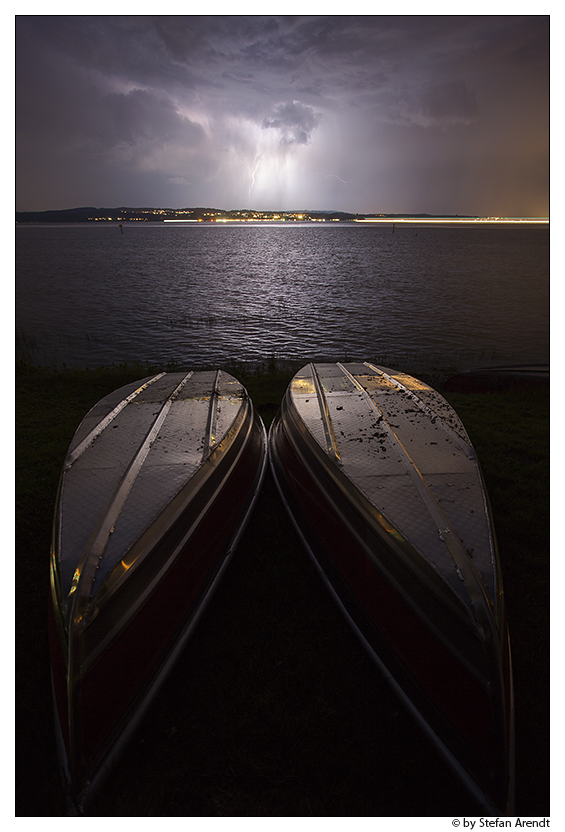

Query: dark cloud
[
  {"left": 16, "top": 15, "right": 549, "bottom": 214},
  {"left": 388, "top": 80, "right": 479, "bottom": 128},
  {"left": 262, "top": 101, "right": 321, "bottom": 145},
  {"left": 90, "top": 89, "right": 205, "bottom": 152}
]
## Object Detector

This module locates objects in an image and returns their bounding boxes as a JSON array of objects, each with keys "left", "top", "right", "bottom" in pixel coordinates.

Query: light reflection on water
[{"left": 16, "top": 223, "right": 549, "bottom": 372}]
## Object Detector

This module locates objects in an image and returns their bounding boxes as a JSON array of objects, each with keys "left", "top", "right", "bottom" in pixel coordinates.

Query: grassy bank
[{"left": 15, "top": 361, "right": 549, "bottom": 817}]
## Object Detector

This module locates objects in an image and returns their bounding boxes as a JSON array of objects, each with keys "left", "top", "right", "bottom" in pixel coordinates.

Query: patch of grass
[
  {"left": 441, "top": 388, "right": 550, "bottom": 810},
  {"left": 15, "top": 362, "right": 549, "bottom": 816}
]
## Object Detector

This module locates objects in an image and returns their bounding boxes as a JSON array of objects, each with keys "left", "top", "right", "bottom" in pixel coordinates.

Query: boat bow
[
  {"left": 269, "top": 361, "right": 514, "bottom": 814},
  {"left": 50, "top": 369, "right": 267, "bottom": 811}
]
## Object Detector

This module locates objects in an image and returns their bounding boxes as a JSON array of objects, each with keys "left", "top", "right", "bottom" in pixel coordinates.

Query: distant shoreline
[{"left": 15, "top": 207, "right": 549, "bottom": 224}]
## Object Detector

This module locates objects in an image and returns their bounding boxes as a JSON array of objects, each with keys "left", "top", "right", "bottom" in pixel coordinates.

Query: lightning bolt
[
  {"left": 316, "top": 172, "right": 348, "bottom": 185},
  {"left": 249, "top": 157, "right": 261, "bottom": 196}
]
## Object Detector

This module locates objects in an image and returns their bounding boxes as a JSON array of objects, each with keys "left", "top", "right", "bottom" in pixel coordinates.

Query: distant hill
[
  {"left": 16, "top": 206, "right": 478, "bottom": 223},
  {"left": 17, "top": 207, "right": 99, "bottom": 222},
  {"left": 16, "top": 207, "right": 159, "bottom": 223},
  {"left": 15, "top": 206, "right": 359, "bottom": 223}
]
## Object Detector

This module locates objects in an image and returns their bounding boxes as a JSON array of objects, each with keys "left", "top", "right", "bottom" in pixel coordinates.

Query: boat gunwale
[
  {"left": 269, "top": 403, "right": 514, "bottom": 814},
  {"left": 67, "top": 409, "right": 269, "bottom": 811},
  {"left": 76, "top": 395, "right": 260, "bottom": 674},
  {"left": 293, "top": 362, "right": 509, "bottom": 647},
  {"left": 62, "top": 370, "right": 222, "bottom": 620},
  {"left": 280, "top": 361, "right": 513, "bottom": 692},
  {"left": 269, "top": 407, "right": 512, "bottom": 815},
  {"left": 52, "top": 370, "right": 245, "bottom": 621},
  {"left": 49, "top": 372, "right": 269, "bottom": 813},
  {"left": 268, "top": 363, "right": 515, "bottom": 814},
  {"left": 277, "top": 385, "right": 488, "bottom": 639},
  {"left": 272, "top": 396, "right": 503, "bottom": 694},
  {"left": 334, "top": 362, "right": 502, "bottom": 647}
]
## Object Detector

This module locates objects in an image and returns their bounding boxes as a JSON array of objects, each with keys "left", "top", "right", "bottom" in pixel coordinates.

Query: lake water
[{"left": 15, "top": 222, "right": 549, "bottom": 373}]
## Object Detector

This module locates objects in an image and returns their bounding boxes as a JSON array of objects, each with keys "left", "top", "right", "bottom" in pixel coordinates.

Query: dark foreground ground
[{"left": 15, "top": 361, "right": 549, "bottom": 817}]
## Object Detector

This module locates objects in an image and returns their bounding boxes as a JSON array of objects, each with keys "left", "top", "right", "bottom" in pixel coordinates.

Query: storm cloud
[
  {"left": 262, "top": 101, "right": 321, "bottom": 146},
  {"left": 15, "top": 15, "right": 549, "bottom": 215}
]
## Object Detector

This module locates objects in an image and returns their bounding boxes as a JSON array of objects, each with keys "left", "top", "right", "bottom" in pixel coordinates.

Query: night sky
[{"left": 15, "top": 15, "right": 549, "bottom": 216}]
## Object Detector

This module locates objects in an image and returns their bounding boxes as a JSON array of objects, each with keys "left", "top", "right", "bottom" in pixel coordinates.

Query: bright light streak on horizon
[{"left": 354, "top": 218, "right": 549, "bottom": 224}]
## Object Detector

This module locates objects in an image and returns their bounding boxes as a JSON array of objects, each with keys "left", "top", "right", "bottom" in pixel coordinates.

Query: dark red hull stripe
[
  {"left": 48, "top": 595, "right": 70, "bottom": 753},
  {"left": 80, "top": 435, "right": 262, "bottom": 764},
  {"left": 274, "top": 416, "right": 498, "bottom": 770},
  {"left": 62, "top": 416, "right": 265, "bottom": 776}
]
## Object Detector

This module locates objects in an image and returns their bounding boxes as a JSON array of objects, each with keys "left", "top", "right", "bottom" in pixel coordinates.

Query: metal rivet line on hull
[
  {"left": 68, "top": 371, "right": 195, "bottom": 607},
  {"left": 310, "top": 363, "right": 342, "bottom": 465},
  {"left": 335, "top": 362, "right": 492, "bottom": 636},
  {"left": 65, "top": 373, "right": 167, "bottom": 472},
  {"left": 203, "top": 369, "right": 221, "bottom": 460}
]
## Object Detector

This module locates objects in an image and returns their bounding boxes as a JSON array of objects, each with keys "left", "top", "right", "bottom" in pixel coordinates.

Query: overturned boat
[
  {"left": 49, "top": 370, "right": 267, "bottom": 812},
  {"left": 269, "top": 362, "right": 514, "bottom": 814}
]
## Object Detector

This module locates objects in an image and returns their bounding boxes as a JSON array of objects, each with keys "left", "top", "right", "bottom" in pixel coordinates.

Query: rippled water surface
[{"left": 16, "top": 222, "right": 549, "bottom": 372}]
